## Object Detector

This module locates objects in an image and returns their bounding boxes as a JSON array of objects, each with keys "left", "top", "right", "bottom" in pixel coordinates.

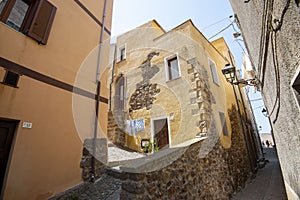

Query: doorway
[
  {"left": 0, "top": 120, "right": 18, "bottom": 195},
  {"left": 114, "top": 75, "right": 125, "bottom": 110},
  {"left": 152, "top": 118, "right": 170, "bottom": 149}
]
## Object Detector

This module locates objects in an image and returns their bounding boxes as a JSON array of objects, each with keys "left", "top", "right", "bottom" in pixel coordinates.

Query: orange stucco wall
[{"left": 0, "top": 0, "right": 113, "bottom": 199}]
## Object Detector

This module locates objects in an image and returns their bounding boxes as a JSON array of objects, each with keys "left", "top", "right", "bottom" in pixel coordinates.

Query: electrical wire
[
  {"left": 234, "top": 39, "right": 246, "bottom": 53},
  {"left": 268, "top": 0, "right": 291, "bottom": 123},
  {"left": 208, "top": 21, "right": 234, "bottom": 40},
  {"left": 202, "top": 15, "right": 233, "bottom": 30},
  {"left": 269, "top": 30, "right": 281, "bottom": 123},
  {"left": 259, "top": 0, "right": 274, "bottom": 89},
  {"left": 257, "top": 0, "right": 269, "bottom": 81}
]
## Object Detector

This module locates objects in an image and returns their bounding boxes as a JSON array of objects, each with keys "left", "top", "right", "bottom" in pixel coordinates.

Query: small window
[
  {"left": 6, "top": 0, "right": 29, "bottom": 31},
  {"left": 219, "top": 111, "right": 228, "bottom": 136},
  {"left": 118, "top": 44, "right": 126, "bottom": 62},
  {"left": 165, "top": 55, "right": 180, "bottom": 81},
  {"left": 2, "top": 70, "right": 20, "bottom": 87},
  {"left": 0, "top": 0, "right": 57, "bottom": 45},
  {"left": 209, "top": 59, "right": 220, "bottom": 86},
  {"left": 120, "top": 47, "right": 126, "bottom": 61}
]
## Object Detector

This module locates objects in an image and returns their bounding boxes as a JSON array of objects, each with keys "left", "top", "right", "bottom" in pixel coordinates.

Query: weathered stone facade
[
  {"left": 227, "top": 106, "right": 251, "bottom": 191},
  {"left": 107, "top": 111, "right": 126, "bottom": 147},
  {"left": 187, "top": 58, "right": 214, "bottom": 135},
  {"left": 129, "top": 83, "right": 160, "bottom": 111},
  {"left": 229, "top": 1, "right": 300, "bottom": 198}
]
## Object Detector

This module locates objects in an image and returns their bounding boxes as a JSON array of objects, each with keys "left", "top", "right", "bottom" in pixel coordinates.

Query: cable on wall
[{"left": 268, "top": 0, "right": 291, "bottom": 123}]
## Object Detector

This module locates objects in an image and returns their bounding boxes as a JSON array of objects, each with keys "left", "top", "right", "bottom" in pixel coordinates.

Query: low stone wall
[
  {"left": 80, "top": 138, "right": 108, "bottom": 182},
  {"left": 113, "top": 140, "right": 246, "bottom": 199}
]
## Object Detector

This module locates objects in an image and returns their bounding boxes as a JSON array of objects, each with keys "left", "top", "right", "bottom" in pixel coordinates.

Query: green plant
[{"left": 142, "top": 139, "right": 159, "bottom": 153}]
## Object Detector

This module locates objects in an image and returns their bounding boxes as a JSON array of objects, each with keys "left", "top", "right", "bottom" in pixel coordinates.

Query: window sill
[
  {"left": 117, "top": 59, "right": 127, "bottom": 64},
  {"left": 213, "top": 82, "right": 221, "bottom": 87},
  {"left": 166, "top": 76, "right": 182, "bottom": 83}
]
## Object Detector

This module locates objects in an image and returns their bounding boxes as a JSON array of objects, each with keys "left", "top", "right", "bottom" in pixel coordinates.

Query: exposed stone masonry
[
  {"left": 129, "top": 52, "right": 161, "bottom": 112},
  {"left": 114, "top": 105, "right": 250, "bottom": 199},
  {"left": 187, "top": 58, "right": 213, "bottom": 135},
  {"left": 117, "top": 141, "right": 248, "bottom": 199},
  {"left": 129, "top": 83, "right": 160, "bottom": 111},
  {"left": 107, "top": 111, "right": 126, "bottom": 147},
  {"left": 227, "top": 106, "right": 251, "bottom": 191},
  {"left": 80, "top": 139, "right": 107, "bottom": 182}
]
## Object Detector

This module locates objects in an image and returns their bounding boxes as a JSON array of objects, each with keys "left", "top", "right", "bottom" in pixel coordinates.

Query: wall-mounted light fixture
[{"left": 221, "top": 64, "right": 259, "bottom": 87}]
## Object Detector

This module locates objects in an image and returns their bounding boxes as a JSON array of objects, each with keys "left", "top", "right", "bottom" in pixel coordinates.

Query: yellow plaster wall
[
  {"left": 114, "top": 20, "right": 240, "bottom": 150},
  {"left": 0, "top": 0, "right": 113, "bottom": 199}
]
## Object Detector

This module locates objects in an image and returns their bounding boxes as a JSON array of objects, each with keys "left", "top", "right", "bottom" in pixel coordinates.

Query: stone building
[
  {"left": 0, "top": 0, "right": 113, "bottom": 199},
  {"left": 109, "top": 19, "right": 234, "bottom": 151},
  {"left": 103, "top": 19, "right": 259, "bottom": 199},
  {"left": 229, "top": 1, "right": 300, "bottom": 199}
]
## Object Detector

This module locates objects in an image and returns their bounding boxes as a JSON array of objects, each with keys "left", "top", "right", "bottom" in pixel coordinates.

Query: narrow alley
[{"left": 232, "top": 148, "right": 287, "bottom": 200}]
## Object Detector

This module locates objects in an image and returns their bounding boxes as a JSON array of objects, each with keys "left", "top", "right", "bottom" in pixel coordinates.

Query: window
[
  {"left": 209, "top": 58, "right": 220, "bottom": 86},
  {"left": 165, "top": 54, "right": 180, "bottom": 81},
  {"left": 0, "top": 0, "right": 57, "bottom": 45},
  {"left": 2, "top": 70, "right": 20, "bottom": 87},
  {"left": 120, "top": 47, "right": 126, "bottom": 61},
  {"left": 219, "top": 112, "right": 229, "bottom": 136},
  {"left": 118, "top": 44, "right": 126, "bottom": 62}
]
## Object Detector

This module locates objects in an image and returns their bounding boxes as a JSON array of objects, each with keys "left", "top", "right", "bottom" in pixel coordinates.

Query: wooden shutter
[{"left": 27, "top": 0, "right": 56, "bottom": 45}]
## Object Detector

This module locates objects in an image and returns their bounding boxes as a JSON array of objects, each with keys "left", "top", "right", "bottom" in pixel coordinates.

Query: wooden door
[
  {"left": 0, "top": 120, "right": 17, "bottom": 193},
  {"left": 154, "top": 118, "right": 169, "bottom": 149}
]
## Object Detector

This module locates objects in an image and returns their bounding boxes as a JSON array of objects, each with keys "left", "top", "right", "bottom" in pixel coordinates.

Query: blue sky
[{"left": 111, "top": 0, "right": 271, "bottom": 133}]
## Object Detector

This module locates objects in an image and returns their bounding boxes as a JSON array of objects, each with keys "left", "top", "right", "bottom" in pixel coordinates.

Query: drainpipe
[{"left": 91, "top": 0, "right": 107, "bottom": 181}]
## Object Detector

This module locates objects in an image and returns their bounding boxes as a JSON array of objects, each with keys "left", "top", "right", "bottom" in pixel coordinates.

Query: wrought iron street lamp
[
  {"left": 222, "top": 64, "right": 259, "bottom": 87},
  {"left": 222, "top": 64, "right": 236, "bottom": 84}
]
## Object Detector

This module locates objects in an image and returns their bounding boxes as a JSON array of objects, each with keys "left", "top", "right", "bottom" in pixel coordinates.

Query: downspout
[{"left": 91, "top": 0, "right": 107, "bottom": 181}]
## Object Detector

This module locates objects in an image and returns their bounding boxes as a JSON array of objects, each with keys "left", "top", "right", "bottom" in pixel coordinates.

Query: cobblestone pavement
[
  {"left": 75, "top": 174, "right": 121, "bottom": 200},
  {"left": 232, "top": 148, "right": 287, "bottom": 200},
  {"left": 71, "top": 144, "right": 144, "bottom": 200},
  {"left": 108, "top": 142, "right": 144, "bottom": 162}
]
